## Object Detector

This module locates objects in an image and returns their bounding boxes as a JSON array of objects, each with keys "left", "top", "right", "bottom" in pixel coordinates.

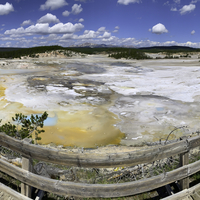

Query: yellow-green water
[{"left": 0, "top": 82, "right": 124, "bottom": 148}]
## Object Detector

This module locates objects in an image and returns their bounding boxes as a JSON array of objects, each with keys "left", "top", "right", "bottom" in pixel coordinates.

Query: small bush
[{"left": 0, "top": 112, "right": 48, "bottom": 144}]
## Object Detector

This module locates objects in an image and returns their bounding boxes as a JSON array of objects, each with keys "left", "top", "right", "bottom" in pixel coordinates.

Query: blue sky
[{"left": 0, "top": 0, "right": 200, "bottom": 47}]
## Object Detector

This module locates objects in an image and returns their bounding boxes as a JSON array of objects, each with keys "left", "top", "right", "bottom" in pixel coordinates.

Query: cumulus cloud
[
  {"left": 37, "top": 13, "right": 60, "bottom": 24},
  {"left": 79, "top": 18, "right": 84, "bottom": 22},
  {"left": 5, "top": 22, "right": 84, "bottom": 36},
  {"left": 75, "top": 0, "right": 88, "bottom": 2},
  {"left": 40, "top": 0, "right": 68, "bottom": 10},
  {"left": 100, "top": 32, "right": 111, "bottom": 38},
  {"left": 0, "top": 2, "right": 14, "bottom": 15},
  {"left": 61, "top": 33, "right": 74, "bottom": 39},
  {"left": 151, "top": 23, "right": 168, "bottom": 34},
  {"left": 75, "top": 27, "right": 112, "bottom": 40},
  {"left": 4, "top": 29, "right": 200, "bottom": 48},
  {"left": 179, "top": 4, "right": 196, "bottom": 15},
  {"left": 21, "top": 20, "right": 32, "bottom": 27},
  {"left": 173, "top": 0, "right": 180, "bottom": 3},
  {"left": 164, "top": 1, "right": 169, "bottom": 6},
  {"left": 71, "top": 4, "right": 83, "bottom": 15},
  {"left": 49, "top": 23, "right": 83, "bottom": 34},
  {"left": 62, "top": 10, "right": 70, "bottom": 17},
  {"left": 171, "top": 7, "right": 177, "bottom": 11},
  {"left": 117, "top": 0, "right": 141, "bottom": 5},
  {"left": 191, "top": 30, "right": 195, "bottom": 35},
  {"left": 78, "top": 30, "right": 97, "bottom": 39},
  {"left": 113, "top": 26, "right": 120, "bottom": 33},
  {"left": 97, "top": 27, "right": 106, "bottom": 32}
]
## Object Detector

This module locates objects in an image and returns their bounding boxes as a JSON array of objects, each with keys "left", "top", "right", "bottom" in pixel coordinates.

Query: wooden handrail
[
  {"left": 1, "top": 156, "right": 200, "bottom": 198},
  {"left": 0, "top": 132, "right": 193, "bottom": 168},
  {"left": 1, "top": 132, "right": 200, "bottom": 198},
  {"left": 0, "top": 182, "right": 32, "bottom": 200}
]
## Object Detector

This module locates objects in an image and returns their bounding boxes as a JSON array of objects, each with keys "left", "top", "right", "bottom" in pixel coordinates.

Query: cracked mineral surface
[{"left": 1, "top": 54, "right": 200, "bottom": 147}]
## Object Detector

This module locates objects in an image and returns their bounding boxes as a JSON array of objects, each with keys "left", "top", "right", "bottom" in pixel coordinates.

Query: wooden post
[
  {"left": 180, "top": 151, "right": 189, "bottom": 190},
  {"left": 21, "top": 156, "right": 33, "bottom": 198},
  {"left": 21, "top": 138, "right": 33, "bottom": 198}
]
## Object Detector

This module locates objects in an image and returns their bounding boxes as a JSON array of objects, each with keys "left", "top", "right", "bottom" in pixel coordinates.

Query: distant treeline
[
  {"left": 67, "top": 47, "right": 151, "bottom": 59},
  {"left": 108, "top": 48, "right": 151, "bottom": 59},
  {"left": 0, "top": 45, "right": 65, "bottom": 59},
  {"left": 0, "top": 45, "right": 199, "bottom": 59},
  {"left": 139, "top": 46, "right": 200, "bottom": 53}
]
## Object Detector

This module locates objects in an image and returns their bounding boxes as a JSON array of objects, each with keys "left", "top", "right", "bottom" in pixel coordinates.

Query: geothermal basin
[{"left": 0, "top": 54, "right": 200, "bottom": 148}]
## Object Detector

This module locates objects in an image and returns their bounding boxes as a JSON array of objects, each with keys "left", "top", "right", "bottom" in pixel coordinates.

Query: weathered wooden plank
[
  {"left": 1, "top": 157, "right": 200, "bottom": 198},
  {"left": 0, "top": 182, "right": 32, "bottom": 200},
  {"left": 161, "top": 189, "right": 190, "bottom": 200},
  {"left": 0, "top": 132, "right": 189, "bottom": 168},
  {"left": 161, "top": 182, "right": 200, "bottom": 200},
  {"left": 188, "top": 159, "right": 200, "bottom": 175},
  {"left": 188, "top": 135, "right": 200, "bottom": 149}
]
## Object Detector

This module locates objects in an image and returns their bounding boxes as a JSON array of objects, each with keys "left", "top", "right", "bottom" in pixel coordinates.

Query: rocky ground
[{"left": 0, "top": 53, "right": 200, "bottom": 148}]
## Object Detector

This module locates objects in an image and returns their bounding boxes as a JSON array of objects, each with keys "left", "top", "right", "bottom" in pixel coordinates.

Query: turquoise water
[
  {"left": 156, "top": 107, "right": 164, "bottom": 111},
  {"left": 26, "top": 114, "right": 58, "bottom": 126}
]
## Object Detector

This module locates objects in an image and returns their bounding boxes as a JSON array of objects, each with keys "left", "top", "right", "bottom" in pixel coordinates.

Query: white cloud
[
  {"left": 78, "top": 30, "right": 97, "bottom": 39},
  {"left": 71, "top": 4, "right": 83, "bottom": 15},
  {"left": 21, "top": 20, "right": 32, "bottom": 27},
  {"left": 113, "top": 26, "right": 119, "bottom": 32},
  {"left": 179, "top": 4, "right": 196, "bottom": 15},
  {"left": 101, "top": 32, "right": 111, "bottom": 38},
  {"left": 191, "top": 30, "right": 195, "bottom": 35},
  {"left": 61, "top": 33, "right": 74, "bottom": 39},
  {"left": 75, "top": 28, "right": 112, "bottom": 40},
  {"left": 190, "top": 0, "right": 199, "bottom": 3},
  {"left": 151, "top": 23, "right": 168, "bottom": 34},
  {"left": 101, "top": 36, "right": 117, "bottom": 42},
  {"left": 5, "top": 22, "right": 84, "bottom": 36},
  {"left": 34, "top": 34, "right": 61, "bottom": 41},
  {"left": 97, "top": 27, "right": 106, "bottom": 32},
  {"left": 24, "top": 23, "right": 50, "bottom": 35},
  {"left": 117, "top": 0, "right": 141, "bottom": 5},
  {"left": 184, "top": 41, "right": 198, "bottom": 47},
  {"left": 62, "top": 10, "right": 70, "bottom": 17},
  {"left": 171, "top": 7, "right": 177, "bottom": 11},
  {"left": 75, "top": 0, "right": 88, "bottom": 2},
  {"left": 49, "top": 23, "right": 84, "bottom": 34},
  {"left": 79, "top": 18, "right": 84, "bottom": 22},
  {"left": 164, "top": 1, "right": 169, "bottom": 6},
  {"left": 173, "top": 0, "right": 180, "bottom": 3},
  {"left": 37, "top": 13, "right": 60, "bottom": 24},
  {"left": 0, "top": 2, "right": 14, "bottom": 15},
  {"left": 40, "top": 0, "right": 68, "bottom": 10},
  {"left": 4, "top": 29, "right": 200, "bottom": 48}
]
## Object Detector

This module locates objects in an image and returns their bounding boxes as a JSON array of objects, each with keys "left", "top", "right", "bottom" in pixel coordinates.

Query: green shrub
[{"left": 0, "top": 112, "right": 48, "bottom": 144}]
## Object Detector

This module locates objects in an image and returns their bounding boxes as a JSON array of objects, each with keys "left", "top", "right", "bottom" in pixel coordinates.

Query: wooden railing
[{"left": 1, "top": 132, "right": 200, "bottom": 199}]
